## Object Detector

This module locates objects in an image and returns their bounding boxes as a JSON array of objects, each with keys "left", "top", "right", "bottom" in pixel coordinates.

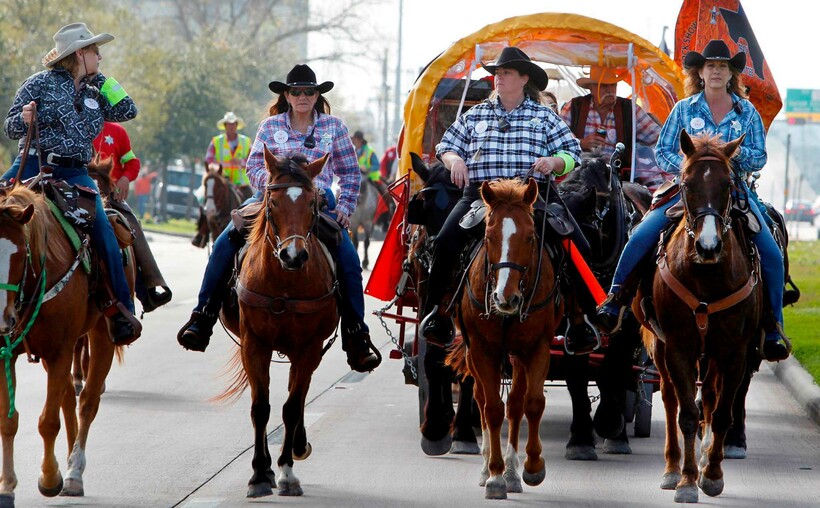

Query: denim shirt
[{"left": 4, "top": 68, "right": 138, "bottom": 163}]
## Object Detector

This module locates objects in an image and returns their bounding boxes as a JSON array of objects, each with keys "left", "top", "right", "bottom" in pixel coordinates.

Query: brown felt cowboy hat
[
  {"left": 482, "top": 47, "right": 549, "bottom": 91},
  {"left": 42, "top": 22, "right": 114, "bottom": 68},
  {"left": 268, "top": 64, "right": 334, "bottom": 94},
  {"left": 576, "top": 66, "right": 628, "bottom": 88},
  {"left": 683, "top": 40, "right": 746, "bottom": 72}
]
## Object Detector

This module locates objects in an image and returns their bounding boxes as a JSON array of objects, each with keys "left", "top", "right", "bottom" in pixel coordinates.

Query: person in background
[
  {"left": 541, "top": 90, "right": 559, "bottom": 113},
  {"left": 205, "top": 112, "right": 252, "bottom": 187},
  {"left": 133, "top": 167, "right": 157, "bottom": 218}
]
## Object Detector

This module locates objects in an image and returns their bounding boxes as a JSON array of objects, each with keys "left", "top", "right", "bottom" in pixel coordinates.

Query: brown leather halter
[{"left": 263, "top": 181, "right": 319, "bottom": 265}]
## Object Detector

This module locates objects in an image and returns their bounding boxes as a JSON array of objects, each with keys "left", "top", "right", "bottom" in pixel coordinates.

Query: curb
[{"left": 769, "top": 356, "right": 820, "bottom": 427}]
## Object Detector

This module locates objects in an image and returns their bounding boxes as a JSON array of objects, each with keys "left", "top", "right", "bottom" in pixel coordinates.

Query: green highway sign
[{"left": 785, "top": 89, "right": 820, "bottom": 114}]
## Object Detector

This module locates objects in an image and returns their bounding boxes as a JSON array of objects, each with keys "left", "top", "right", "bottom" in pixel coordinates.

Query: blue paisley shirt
[
  {"left": 4, "top": 68, "right": 138, "bottom": 163},
  {"left": 655, "top": 92, "right": 766, "bottom": 174}
]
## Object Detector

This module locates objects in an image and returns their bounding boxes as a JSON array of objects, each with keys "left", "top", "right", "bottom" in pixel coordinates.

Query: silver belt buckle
[
  {"left": 27, "top": 148, "right": 37, "bottom": 156},
  {"left": 46, "top": 153, "right": 57, "bottom": 165}
]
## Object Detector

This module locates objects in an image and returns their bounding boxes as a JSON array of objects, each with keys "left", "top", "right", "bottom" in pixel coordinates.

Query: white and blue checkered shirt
[
  {"left": 655, "top": 92, "right": 767, "bottom": 175},
  {"left": 436, "top": 96, "right": 581, "bottom": 182}
]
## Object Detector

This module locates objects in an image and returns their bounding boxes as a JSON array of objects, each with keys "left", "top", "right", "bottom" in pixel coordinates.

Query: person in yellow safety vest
[
  {"left": 205, "top": 111, "right": 252, "bottom": 186},
  {"left": 351, "top": 130, "right": 389, "bottom": 198}
]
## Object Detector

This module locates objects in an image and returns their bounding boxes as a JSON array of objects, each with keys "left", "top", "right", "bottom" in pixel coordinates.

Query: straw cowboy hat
[
  {"left": 216, "top": 112, "right": 245, "bottom": 130},
  {"left": 268, "top": 64, "right": 334, "bottom": 94},
  {"left": 42, "top": 22, "right": 114, "bottom": 68},
  {"left": 483, "top": 46, "right": 549, "bottom": 91},
  {"left": 683, "top": 39, "right": 746, "bottom": 71},
  {"left": 576, "top": 66, "right": 628, "bottom": 88}
]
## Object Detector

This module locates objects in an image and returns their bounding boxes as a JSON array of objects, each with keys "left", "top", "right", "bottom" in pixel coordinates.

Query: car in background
[
  {"left": 156, "top": 159, "right": 204, "bottom": 219},
  {"left": 784, "top": 199, "right": 816, "bottom": 224}
]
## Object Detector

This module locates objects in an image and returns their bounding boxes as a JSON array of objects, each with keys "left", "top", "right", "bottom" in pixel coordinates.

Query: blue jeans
[
  {"left": 609, "top": 184, "right": 784, "bottom": 327},
  {"left": 4, "top": 155, "right": 135, "bottom": 314},
  {"left": 194, "top": 188, "right": 367, "bottom": 329}
]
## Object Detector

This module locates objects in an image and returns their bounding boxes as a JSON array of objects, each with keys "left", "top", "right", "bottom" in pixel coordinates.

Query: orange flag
[
  {"left": 365, "top": 176, "right": 409, "bottom": 302},
  {"left": 675, "top": 0, "right": 781, "bottom": 130}
]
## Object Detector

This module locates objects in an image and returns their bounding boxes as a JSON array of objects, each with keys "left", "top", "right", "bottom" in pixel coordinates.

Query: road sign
[{"left": 785, "top": 89, "right": 820, "bottom": 121}]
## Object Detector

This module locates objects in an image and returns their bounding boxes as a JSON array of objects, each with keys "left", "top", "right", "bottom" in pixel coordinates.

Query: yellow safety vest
[
  {"left": 357, "top": 145, "right": 380, "bottom": 182},
  {"left": 213, "top": 134, "right": 252, "bottom": 185}
]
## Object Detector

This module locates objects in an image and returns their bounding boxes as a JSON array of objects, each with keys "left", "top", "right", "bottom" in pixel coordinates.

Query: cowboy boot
[
  {"left": 111, "top": 200, "right": 172, "bottom": 312},
  {"left": 106, "top": 302, "right": 143, "bottom": 346},
  {"left": 341, "top": 321, "right": 382, "bottom": 373},
  {"left": 177, "top": 310, "right": 218, "bottom": 352}
]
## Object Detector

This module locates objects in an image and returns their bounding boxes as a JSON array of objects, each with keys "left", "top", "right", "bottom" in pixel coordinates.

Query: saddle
[{"left": 458, "top": 198, "right": 575, "bottom": 237}]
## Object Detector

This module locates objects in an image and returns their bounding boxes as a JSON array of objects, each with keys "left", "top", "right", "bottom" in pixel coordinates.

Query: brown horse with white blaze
[
  {"left": 215, "top": 148, "right": 338, "bottom": 499},
  {"left": 451, "top": 178, "right": 562, "bottom": 499},
  {"left": 637, "top": 131, "right": 761, "bottom": 503}
]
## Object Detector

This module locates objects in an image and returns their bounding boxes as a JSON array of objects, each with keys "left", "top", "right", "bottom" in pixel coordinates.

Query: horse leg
[
  {"left": 420, "top": 343, "right": 453, "bottom": 455},
  {"left": 654, "top": 341, "right": 682, "bottom": 491},
  {"left": 698, "top": 360, "right": 717, "bottom": 470},
  {"left": 725, "top": 352, "right": 759, "bottom": 459},
  {"left": 664, "top": 345, "right": 700, "bottom": 503},
  {"left": 362, "top": 228, "right": 370, "bottom": 270},
  {"left": 38, "top": 355, "right": 73, "bottom": 497},
  {"left": 0, "top": 357, "right": 19, "bottom": 506},
  {"left": 63, "top": 321, "right": 115, "bottom": 497},
  {"left": 564, "top": 355, "right": 596, "bottom": 461},
  {"left": 242, "top": 337, "right": 274, "bottom": 499},
  {"left": 72, "top": 337, "right": 86, "bottom": 396},
  {"left": 522, "top": 340, "right": 550, "bottom": 488},
  {"left": 502, "top": 357, "right": 526, "bottom": 493},
  {"left": 467, "top": 353, "right": 491, "bottom": 487},
  {"left": 699, "top": 354, "right": 746, "bottom": 498},
  {"left": 450, "top": 375, "right": 479, "bottom": 455},
  {"left": 470, "top": 343, "right": 506, "bottom": 499}
]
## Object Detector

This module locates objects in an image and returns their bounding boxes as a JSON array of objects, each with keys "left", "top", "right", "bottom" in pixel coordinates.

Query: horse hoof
[
  {"left": 484, "top": 476, "right": 507, "bottom": 499},
  {"left": 450, "top": 440, "right": 480, "bottom": 455},
  {"left": 603, "top": 438, "right": 632, "bottom": 455},
  {"left": 724, "top": 445, "right": 746, "bottom": 459},
  {"left": 0, "top": 493, "right": 14, "bottom": 508},
  {"left": 504, "top": 477, "right": 522, "bottom": 493},
  {"left": 246, "top": 483, "right": 273, "bottom": 498},
  {"left": 421, "top": 435, "right": 452, "bottom": 456},
  {"left": 60, "top": 478, "right": 84, "bottom": 497},
  {"left": 479, "top": 470, "right": 489, "bottom": 487},
  {"left": 661, "top": 472, "right": 681, "bottom": 490},
  {"left": 698, "top": 474, "right": 724, "bottom": 497},
  {"left": 565, "top": 445, "right": 597, "bottom": 461},
  {"left": 265, "top": 469, "right": 276, "bottom": 485},
  {"left": 38, "top": 474, "right": 63, "bottom": 497},
  {"left": 523, "top": 467, "right": 546, "bottom": 487},
  {"left": 277, "top": 480, "right": 303, "bottom": 497},
  {"left": 674, "top": 484, "right": 698, "bottom": 503},
  {"left": 294, "top": 442, "right": 312, "bottom": 461}
]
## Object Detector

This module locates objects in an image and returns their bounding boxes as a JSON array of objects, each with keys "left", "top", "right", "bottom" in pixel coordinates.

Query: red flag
[
  {"left": 365, "top": 176, "right": 409, "bottom": 301},
  {"left": 675, "top": 0, "right": 781, "bottom": 130}
]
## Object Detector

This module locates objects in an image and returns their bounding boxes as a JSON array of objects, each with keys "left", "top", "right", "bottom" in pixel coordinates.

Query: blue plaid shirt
[
  {"left": 436, "top": 96, "right": 581, "bottom": 182},
  {"left": 655, "top": 92, "right": 767, "bottom": 174},
  {"left": 246, "top": 111, "right": 360, "bottom": 217}
]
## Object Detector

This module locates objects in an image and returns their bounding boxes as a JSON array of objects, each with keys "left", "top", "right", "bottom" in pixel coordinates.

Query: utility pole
[
  {"left": 392, "top": 0, "right": 404, "bottom": 146},
  {"left": 382, "top": 49, "right": 390, "bottom": 153},
  {"left": 783, "top": 133, "right": 790, "bottom": 212}
]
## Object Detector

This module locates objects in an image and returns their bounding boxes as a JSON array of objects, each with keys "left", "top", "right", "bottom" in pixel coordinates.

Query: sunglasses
[{"left": 288, "top": 89, "right": 317, "bottom": 97}]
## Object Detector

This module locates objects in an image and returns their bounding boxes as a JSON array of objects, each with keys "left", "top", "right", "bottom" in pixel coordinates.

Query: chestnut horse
[
  {"left": 638, "top": 131, "right": 760, "bottom": 503},
  {"left": 454, "top": 178, "right": 562, "bottom": 499},
  {"left": 0, "top": 170, "right": 134, "bottom": 505},
  {"left": 193, "top": 163, "right": 251, "bottom": 248},
  {"left": 216, "top": 149, "right": 338, "bottom": 499}
]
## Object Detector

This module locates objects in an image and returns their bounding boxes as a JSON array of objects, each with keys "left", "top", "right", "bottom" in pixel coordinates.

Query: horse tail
[
  {"left": 640, "top": 326, "right": 657, "bottom": 357},
  {"left": 114, "top": 345, "right": 125, "bottom": 366},
  {"left": 445, "top": 336, "right": 470, "bottom": 380},
  {"left": 210, "top": 345, "right": 248, "bottom": 404}
]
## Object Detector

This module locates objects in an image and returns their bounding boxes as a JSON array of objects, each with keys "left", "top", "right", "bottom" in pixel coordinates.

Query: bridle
[
  {"left": 679, "top": 156, "right": 734, "bottom": 239},
  {"left": 263, "top": 180, "right": 319, "bottom": 263}
]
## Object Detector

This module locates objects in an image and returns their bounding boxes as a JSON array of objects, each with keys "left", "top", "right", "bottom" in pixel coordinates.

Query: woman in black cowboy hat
[
  {"left": 178, "top": 63, "right": 380, "bottom": 373},
  {"left": 595, "top": 39, "right": 790, "bottom": 362}
]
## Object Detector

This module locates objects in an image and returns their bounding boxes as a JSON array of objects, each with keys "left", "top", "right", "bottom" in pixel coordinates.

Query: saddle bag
[
  {"left": 315, "top": 212, "right": 343, "bottom": 247},
  {"left": 43, "top": 179, "right": 98, "bottom": 233},
  {"left": 535, "top": 200, "right": 575, "bottom": 237},
  {"left": 230, "top": 201, "right": 264, "bottom": 238},
  {"left": 458, "top": 199, "right": 486, "bottom": 231}
]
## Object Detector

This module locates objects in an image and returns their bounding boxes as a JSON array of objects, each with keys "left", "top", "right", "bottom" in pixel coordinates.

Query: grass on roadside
[
  {"left": 784, "top": 240, "right": 820, "bottom": 384},
  {"left": 142, "top": 218, "right": 197, "bottom": 236}
]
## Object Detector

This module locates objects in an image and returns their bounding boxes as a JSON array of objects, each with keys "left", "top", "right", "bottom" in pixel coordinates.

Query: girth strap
[{"left": 236, "top": 280, "right": 338, "bottom": 315}]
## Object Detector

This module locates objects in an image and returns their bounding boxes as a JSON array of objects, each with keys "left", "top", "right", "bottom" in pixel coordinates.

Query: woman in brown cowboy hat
[
  {"left": 178, "top": 63, "right": 381, "bottom": 373},
  {"left": 2, "top": 22, "right": 141, "bottom": 345}
]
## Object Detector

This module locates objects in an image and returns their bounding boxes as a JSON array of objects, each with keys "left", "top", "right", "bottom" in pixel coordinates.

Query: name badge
[
  {"left": 690, "top": 117, "right": 705, "bottom": 130},
  {"left": 84, "top": 98, "right": 99, "bottom": 110},
  {"left": 475, "top": 120, "right": 488, "bottom": 134},
  {"left": 273, "top": 130, "right": 288, "bottom": 144},
  {"left": 321, "top": 132, "right": 333, "bottom": 146},
  {"left": 731, "top": 120, "right": 742, "bottom": 133}
]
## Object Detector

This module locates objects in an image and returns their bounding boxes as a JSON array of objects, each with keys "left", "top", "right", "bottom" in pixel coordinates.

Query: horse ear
[
  {"left": 6, "top": 204, "right": 34, "bottom": 225},
  {"left": 409, "top": 152, "right": 429, "bottom": 182},
  {"left": 480, "top": 180, "right": 495, "bottom": 205},
  {"left": 679, "top": 129, "right": 696, "bottom": 157},
  {"left": 523, "top": 178, "right": 539, "bottom": 205},
  {"left": 19, "top": 204, "right": 34, "bottom": 224},
  {"left": 723, "top": 133, "right": 745, "bottom": 159},
  {"left": 263, "top": 145, "right": 280, "bottom": 178},
  {"left": 305, "top": 154, "right": 329, "bottom": 179}
]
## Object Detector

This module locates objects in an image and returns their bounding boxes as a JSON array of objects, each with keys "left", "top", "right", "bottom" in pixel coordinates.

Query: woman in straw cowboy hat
[
  {"left": 594, "top": 39, "right": 789, "bottom": 362},
  {"left": 2, "top": 22, "right": 141, "bottom": 345},
  {"left": 178, "top": 64, "right": 380, "bottom": 373}
]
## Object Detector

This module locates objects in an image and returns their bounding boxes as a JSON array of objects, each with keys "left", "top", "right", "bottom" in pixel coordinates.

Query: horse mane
[
  {"left": 2, "top": 186, "right": 51, "bottom": 259},
  {"left": 485, "top": 179, "right": 534, "bottom": 213},
  {"left": 681, "top": 133, "right": 732, "bottom": 174},
  {"left": 246, "top": 154, "right": 315, "bottom": 248}
]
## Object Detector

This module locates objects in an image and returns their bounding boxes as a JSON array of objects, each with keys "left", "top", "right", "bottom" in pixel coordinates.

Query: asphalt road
[{"left": 6, "top": 234, "right": 819, "bottom": 507}]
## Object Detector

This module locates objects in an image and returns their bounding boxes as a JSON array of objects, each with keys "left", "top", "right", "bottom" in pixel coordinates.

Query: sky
[{"left": 310, "top": 0, "right": 813, "bottom": 147}]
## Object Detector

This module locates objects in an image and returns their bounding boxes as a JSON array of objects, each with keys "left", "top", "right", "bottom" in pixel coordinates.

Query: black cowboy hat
[
  {"left": 268, "top": 64, "right": 334, "bottom": 94},
  {"left": 683, "top": 40, "right": 746, "bottom": 72},
  {"left": 483, "top": 47, "right": 549, "bottom": 91}
]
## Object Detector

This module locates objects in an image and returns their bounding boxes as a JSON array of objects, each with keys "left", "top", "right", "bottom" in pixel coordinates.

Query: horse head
[
  {"left": 409, "top": 152, "right": 462, "bottom": 236},
  {"left": 679, "top": 130, "right": 744, "bottom": 263},
  {"left": 203, "top": 162, "right": 227, "bottom": 216},
  {"left": 559, "top": 156, "right": 615, "bottom": 253},
  {"left": 480, "top": 178, "right": 539, "bottom": 315},
  {"left": 87, "top": 155, "right": 116, "bottom": 203},
  {"left": 254, "top": 147, "right": 326, "bottom": 271},
  {"left": 0, "top": 194, "right": 36, "bottom": 335}
]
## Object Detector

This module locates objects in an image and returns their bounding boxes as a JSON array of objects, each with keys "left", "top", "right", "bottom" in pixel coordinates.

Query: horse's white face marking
[
  {"left": 286, "top": 187, "right": 303, "bottom": 203},
  {"left": 0, "top": 238, "right": 19, "bottom": 317},
  {"left": 285, "top": 239, "right": 298, "bottom": 261},
  {"left": 494, "top": 217, "right": 517, "bottom": 302},
  {"left": 699, "top": 215, "right": 720, "bottom": 251},
  {"left": 204, "top": 179, "right": 216, "bottom": 213}
]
